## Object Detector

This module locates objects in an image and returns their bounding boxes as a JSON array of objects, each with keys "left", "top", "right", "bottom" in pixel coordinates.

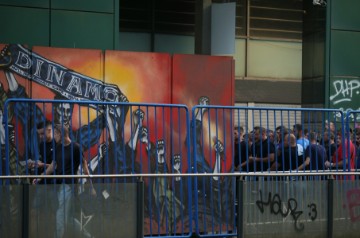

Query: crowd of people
[{"left": 233, "top": 122, "right": 360, "bottom": 179}]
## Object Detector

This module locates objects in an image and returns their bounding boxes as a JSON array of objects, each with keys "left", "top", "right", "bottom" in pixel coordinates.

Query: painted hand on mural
[
  {"left": 173, "top": 154, "right": 181, "bottom": 172},
  {"left": 195, "top": 96, "right": 210, "bottom": 121},
  {"left": 98, "top": 143, "right": 107, "bottom": 160},
  {"left": 109, "top": 93, "right": 129, "bottom": 118},
  {"left": 198, "top": 95, "right": 210, "bottom": 106},
  {"left": 128, "top": 108, "right": 145, "bottom": 150},
  {"left": 133, "top": 108, "right": 144, "bottom": 128},
  {"left": 213, "top": 139, "right": 224, "bottom": 181},
  {"left": 105, "top": 105, "right": 118, "bottom": 142},
  {"left": 156, "top": 139, "right": 166, "bottom": 164},
  {"left": 172, "top": 154, "right": 181, "bottom": 181},
  {"left": 104, "top": 93, "right": 131, "bottom": 143},
  {"left": 213, "top": 139, "right": 224, "bottom": 154},
  {"left": 118, "top": 93, "right": 129, "bottom": 103}
]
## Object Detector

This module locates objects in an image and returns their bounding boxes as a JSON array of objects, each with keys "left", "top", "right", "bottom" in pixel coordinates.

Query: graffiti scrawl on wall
[
  {"left": 0, "top": 44, "right": 235, "bottom": 236},
  {"left": 256, "top": 190, "right": 318, "bottom": 232},
  {"left": 330, "top": 76, "right": 360, "bottom": 121},
  {"left": 345, "top": 188, "right": 360, "bottom": 223}
]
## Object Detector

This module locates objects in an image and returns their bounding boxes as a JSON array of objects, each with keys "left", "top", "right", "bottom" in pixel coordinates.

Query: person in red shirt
[{"left": 325, "top": 133, "right": 356, "bottom": 180}]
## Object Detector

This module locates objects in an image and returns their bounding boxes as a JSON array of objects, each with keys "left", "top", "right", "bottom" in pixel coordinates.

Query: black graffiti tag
[
  {"left": 307, "top": 203, "right": 317, "bottom": 221},
  {"left": 256, "top": 190, "right": 317, "bottom": 232}
]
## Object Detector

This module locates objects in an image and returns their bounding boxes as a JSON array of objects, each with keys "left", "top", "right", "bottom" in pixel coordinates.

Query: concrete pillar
[{"left": 195, "top": 0, "right": 212, "bottom": 55}]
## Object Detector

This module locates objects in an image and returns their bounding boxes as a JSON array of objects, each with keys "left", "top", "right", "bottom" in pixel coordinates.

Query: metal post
[
  {"left": 237, "top": 178, "right": 243, "bottom": 238},
  {"left": 137, "top": 178, "right": 144, "bottom": 238},
  {"left": 22, "top": 183, "right": 29, "bottom": 238},
  {"left": 327, "top": 178, "right": 334, "bottom": 238}
]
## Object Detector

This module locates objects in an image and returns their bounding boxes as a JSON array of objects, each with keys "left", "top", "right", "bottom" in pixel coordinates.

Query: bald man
[{"left": 271, "top": 133, "right": 303, "bottom": 172}]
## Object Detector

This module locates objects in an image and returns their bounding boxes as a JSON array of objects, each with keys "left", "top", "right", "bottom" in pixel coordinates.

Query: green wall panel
[
  {"left": 51, "top": 0, "right": 113, "bottom": 13},
  {"left": 0, "top": 6, "right": 49, "bottom": 46},
  {"left": 330, "top": 30, "right": 360, "bottom": 76},
  {"left": 0, "top": 0, "right": 49, "bottom": 8},
  {"left": 51, "top": 10, "right": 113, "bottom": 50},
  {"left": 332, "top": 0, "right": 360, "bottom": 31}
]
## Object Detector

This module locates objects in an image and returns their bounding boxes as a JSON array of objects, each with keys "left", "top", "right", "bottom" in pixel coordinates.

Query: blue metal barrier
[
  {"left": 2, "top": 99, "right": 360, "bottom": 238},
  {"left": 1, "top": 98, "right": 192, "bottom": 238},
  {"left": 191, "top": 105, "right": 352, "bottom": 237}
]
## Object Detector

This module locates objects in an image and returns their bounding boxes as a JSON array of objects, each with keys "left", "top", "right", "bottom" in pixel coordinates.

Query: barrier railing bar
[
  {"left": 192, "top": 105, "right": 344, "bottom": 113},
  {"left": 1, "top": 171, "right": 360, "bottom": 180}
]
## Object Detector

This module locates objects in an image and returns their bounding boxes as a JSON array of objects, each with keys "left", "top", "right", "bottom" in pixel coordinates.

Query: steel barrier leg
[
  {"left": 137, "top": 178, "right": 144, "bottom": 238},
  {"left": 237, "top": 178, "right": 243, "bottom": 238},
  {"left": 327, "top": 178, "right": 334, "bottom": 238},
  {"left": 22, "top": 183, "right": 29, "bottom": 238}
]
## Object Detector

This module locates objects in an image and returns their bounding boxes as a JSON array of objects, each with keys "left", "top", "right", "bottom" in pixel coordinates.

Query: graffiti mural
[
  {"left": 173, "top": 54, "right": 235, "bottom": 232},
  {"left": 0, "top": 44, "right": 234, "bottom": 236}
]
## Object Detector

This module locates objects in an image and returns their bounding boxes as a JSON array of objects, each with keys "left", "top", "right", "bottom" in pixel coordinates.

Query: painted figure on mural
[
  {"left": 104, "top": 105, "right": 149, "bottom": 177},
  {"left": 0, "top": 82, "right": 28, "bottom": 179},
  {"left": 139, "top": 134, "right": 185, "bottom": 233},
  {"left": 0, "top": 84, "right": 27, "bottom": 237},
  {"left": 0, "top": 68, "right": 111, "bottom": 173},
  {"left": 0, "top": 45, "right": 131, "bottom": 236},
  {"left": 2, "top": 69, "right": 113, "bottom": 177},
  {"left": 171, "top": 153, "right": 185, "bottom": 207},
  {"left": 2, "top": 70, "right": 45, "bottom": 161},
  {"left": 0, "top": 44, "right": 127, "bottom": 169},
  {"left": 192, "top": 96, "right": 234, "bottom": 225}
]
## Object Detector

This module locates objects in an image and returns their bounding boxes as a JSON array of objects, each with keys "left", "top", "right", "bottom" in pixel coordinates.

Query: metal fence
[
  {"left": 190, "top": 105, "right": 360, "bottom": 238},
  {"left": 1, "top": 99, "right": 192, "bottom": 237},
  {"left": 1, "top": 100, "right": 360, "bottom": 238}
]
